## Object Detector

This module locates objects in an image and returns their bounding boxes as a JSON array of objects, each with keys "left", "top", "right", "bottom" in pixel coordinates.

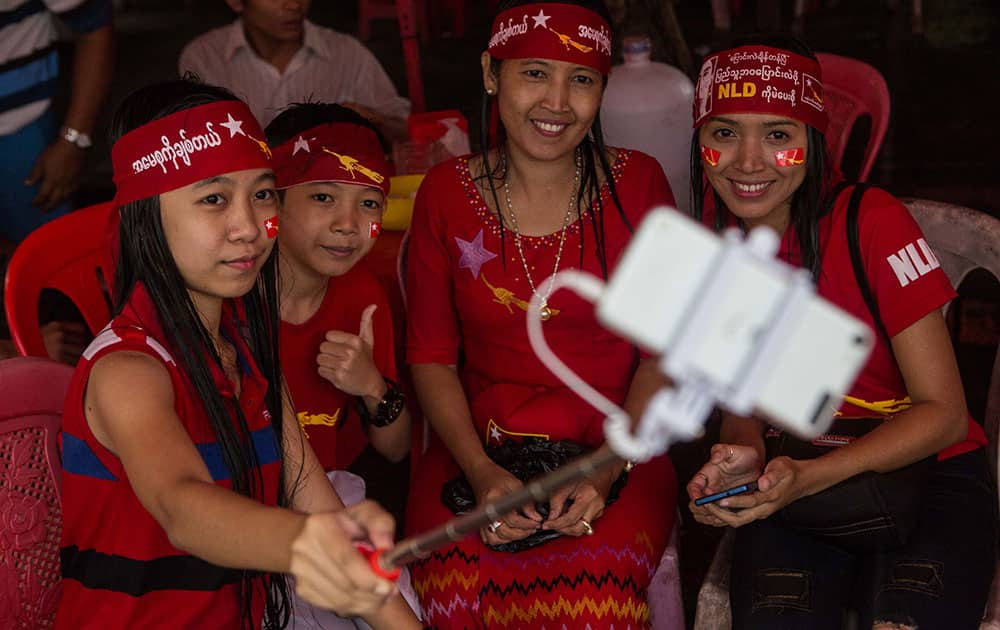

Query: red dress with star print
[{"left": 405, "top": 149, "right": 678, "bottom": 629}]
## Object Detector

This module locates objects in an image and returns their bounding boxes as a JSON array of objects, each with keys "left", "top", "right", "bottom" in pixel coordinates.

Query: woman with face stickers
[
  {"left": 56, "top": 80, "right": 418, "bottom": 630},
  {"left": 403, "top": 1, "right": 678, "bottom": 627},
  {"left": 686, "top": 37, "right": 997, "bottom": 628}
]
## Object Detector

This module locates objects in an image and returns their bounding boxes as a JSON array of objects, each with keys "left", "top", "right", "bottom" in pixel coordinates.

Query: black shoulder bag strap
[{"left": 844, "top": 182, "right": 893, "bottom": 346}]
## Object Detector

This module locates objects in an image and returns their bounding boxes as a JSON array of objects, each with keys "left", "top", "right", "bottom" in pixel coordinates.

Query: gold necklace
[{"left": 502, "top": 151, "right": 581, "bottom": 321}]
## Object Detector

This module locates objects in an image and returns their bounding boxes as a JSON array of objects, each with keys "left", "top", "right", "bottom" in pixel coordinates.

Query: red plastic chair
[
  {"left": 4, "top": 202, "right": 116, "bottom": 358},
  {"left": 817, "top": 52, "right": 891, "bottom": 182},
  {"left": 427, "top": 0, "right": 466, "bottom": 38},
  {"left": 357, "top": 0, "right": 427, "bottom": 113},
  {"left": 0, "top": 356, "right": 74, "bottom": 629},
  {"left": 358, "top": 0, "right": 428, "bottom": 42}
]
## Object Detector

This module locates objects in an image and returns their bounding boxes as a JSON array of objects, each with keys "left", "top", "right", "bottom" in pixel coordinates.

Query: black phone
[{"left": 694, "top": 480, "right": 759, "bottom": 506}]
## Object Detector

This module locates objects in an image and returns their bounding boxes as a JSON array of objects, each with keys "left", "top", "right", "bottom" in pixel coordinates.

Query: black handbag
[
  {"left": 764, "top": 183, "right": 932, "bottom": 553},
  {"left": 441, "top": 437, "right": 628, "bottom": 553},
  {"left": 765, "top": 421, "right": 932, "bottom": 552}
]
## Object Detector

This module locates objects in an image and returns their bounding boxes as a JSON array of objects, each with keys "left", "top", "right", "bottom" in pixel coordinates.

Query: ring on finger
[
  {"left": 728, "top": 446, "right": 735, "bottom": 459},
  {"left": 487, "top": 520, "right": 503, "bottom": 534},
  {"left": 579, "top": 518, "right": 594, "bottom": 536}
]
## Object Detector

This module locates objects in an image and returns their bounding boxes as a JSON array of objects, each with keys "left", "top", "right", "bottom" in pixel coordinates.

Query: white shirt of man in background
[{"left": 178, "top": 0, "right": 409, "bottom": 141}]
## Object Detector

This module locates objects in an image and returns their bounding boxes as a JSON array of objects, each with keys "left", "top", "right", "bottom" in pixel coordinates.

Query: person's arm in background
[
  {"left": 342, "top": 40, "right": 410, "bottom": 144},
  {"left": 27, "top": 15, "right": 115, "bottom": 211},
  {"left": 343, "top": 102, "right": 407, "bottom": 147}
]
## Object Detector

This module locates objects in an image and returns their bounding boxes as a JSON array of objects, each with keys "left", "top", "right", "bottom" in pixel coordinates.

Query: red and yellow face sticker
[
  {"left": 774, "top": 148, "right": 805, "bottom": 167},
  {"left": 700, "top": 145, "right": 721, "bottom": 167},
  {"left": 368, "top": 222, "right": 381, "bottom": 239},
  {"left": 264, "top": 215, "right": 279, "bottom": 239}
]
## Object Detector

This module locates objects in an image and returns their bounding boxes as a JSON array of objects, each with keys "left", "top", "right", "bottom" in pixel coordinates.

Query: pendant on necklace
[{"left": 540, "top": 304, "right": 553, "bottom": 321}]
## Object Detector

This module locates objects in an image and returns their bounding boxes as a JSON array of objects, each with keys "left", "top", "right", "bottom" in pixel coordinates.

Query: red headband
[
  {"left": 693, "top": 45, "right": 828, "bottom": 133},
  {"left": 272, "top": 122, "right": 391, "bottom": 197},
  {"left": 112, "top": 100, "right": 272, "bottom": 206},
  {"left": 488, "top": 3, "right": 612, "bottom": 75}
]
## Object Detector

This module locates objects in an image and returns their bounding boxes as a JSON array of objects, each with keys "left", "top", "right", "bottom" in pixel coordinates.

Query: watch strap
[{"left": 357, "top": 377, "right": 405, "bottom": 427}]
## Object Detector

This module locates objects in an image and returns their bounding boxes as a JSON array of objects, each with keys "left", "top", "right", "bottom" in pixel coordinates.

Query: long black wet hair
[
  {"left": 689, "top": 34, "right": 834, "bottom": 281},
  {"left": 109, "top": 79, "right": 291, "bottom": 630},
  {"left": 481, "top": 0, "right": 630, "bottom": 279}
]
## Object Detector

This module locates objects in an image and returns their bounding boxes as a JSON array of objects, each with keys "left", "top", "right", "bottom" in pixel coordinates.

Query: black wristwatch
[{"left": 357, "top": 378, "right": 406, "bottom": 427}]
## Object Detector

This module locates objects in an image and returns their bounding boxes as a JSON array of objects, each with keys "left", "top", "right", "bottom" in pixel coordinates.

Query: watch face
[
  {"left": 65, "top": 128, "right": 92, "bottom": 148},
  {"left": 373, "top": 386, "right": 406, "bottom": 427}
]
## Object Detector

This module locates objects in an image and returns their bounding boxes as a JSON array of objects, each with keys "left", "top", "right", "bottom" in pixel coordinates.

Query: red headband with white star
[
  {"left": 111, "top": 100, "right": 272, "bottom": 205},
  {"left": 693, "top": 45, "right": 828, "bottom": 132},
  {"left": 271, "top": 122, "right": 391, "bottom": 197},
  {"left": 488, "top": 3, "right": 612, "bottom": 75}
]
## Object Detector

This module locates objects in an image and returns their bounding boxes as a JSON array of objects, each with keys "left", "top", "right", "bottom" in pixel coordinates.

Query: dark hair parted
[
  {"left": 481, "top": 0, "right": 629, "bottom": 279},
  {"left": 108, "top": 79, "right": 291, "bottom": 630},
  {"left": 689, "top": 34, "right": 834, "bottom": 281},
  {"left": 264, "top": 101, "right": 389, "bottom": 153}
]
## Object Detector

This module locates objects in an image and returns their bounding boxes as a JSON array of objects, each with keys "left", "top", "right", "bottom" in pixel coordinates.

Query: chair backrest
[
  {"left": 903, "top": 198, "right": 1000, "bottom": 476},
  {"left": 0, "top": 356, "right": 74, "bottom": 629},
  {"left": 816, "top": 52, "right": 890, "bottom": 182},
  {"left": 4, "top": 202, "right": 116, "bottom": 357},
  {"left": 397, "top": 0, "right": 426, "bottom": 113}
]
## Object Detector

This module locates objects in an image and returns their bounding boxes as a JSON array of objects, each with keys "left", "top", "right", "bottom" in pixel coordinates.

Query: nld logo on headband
[
  {"left": 271, "top": 122, "right": 391, "bottom": 197},
  {"left": 488, "top": 3, "right": 613, "bottom": 75},
  {"left": 693, "top": 45, "right": 828, "bottom": 133},
  {"left": 112, "top": 100, "right": 272, "bottom": 206}
]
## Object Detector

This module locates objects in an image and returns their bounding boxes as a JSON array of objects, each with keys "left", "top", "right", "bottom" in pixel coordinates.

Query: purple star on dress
[{"left": 455, "top": 228, "right": 497, "bottom": 279}]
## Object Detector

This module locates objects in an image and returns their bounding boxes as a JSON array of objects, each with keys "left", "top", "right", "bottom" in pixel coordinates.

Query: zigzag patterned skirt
[{"left": 406, "top": 444, "right": 676, "bottom": 629}]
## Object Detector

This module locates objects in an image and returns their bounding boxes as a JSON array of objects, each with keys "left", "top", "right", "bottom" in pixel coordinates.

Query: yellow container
[{"left": 383, "top": 174, "right": 425, "bottom": 230}]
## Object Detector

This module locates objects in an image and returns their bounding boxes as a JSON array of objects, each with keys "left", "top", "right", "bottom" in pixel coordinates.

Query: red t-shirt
[
  {"left": 280, "top": 266, "right": 398, "bottom": 471},
  {"left": 405, "top": 149, "right": 675, "bottom": 444},
  {"left": 771, "top": 186, "right": 985, "bottom": 459},
  {"left": 58, "top": 284, "right": 282, "bottom": 629}
]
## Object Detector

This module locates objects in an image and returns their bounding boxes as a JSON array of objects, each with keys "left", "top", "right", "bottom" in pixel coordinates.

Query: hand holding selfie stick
[{"left": 359, "top": 209, "right": 873, "bottom": 579}]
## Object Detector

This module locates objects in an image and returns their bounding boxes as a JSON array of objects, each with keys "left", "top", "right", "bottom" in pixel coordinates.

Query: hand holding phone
[{"left": 694, "top": 480, "right": 759, "bottom": 506}]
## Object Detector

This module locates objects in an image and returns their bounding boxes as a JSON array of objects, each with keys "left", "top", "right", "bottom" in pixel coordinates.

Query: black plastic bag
[{"left": 441, "top": 437, "right": 628, "bottom": 552}]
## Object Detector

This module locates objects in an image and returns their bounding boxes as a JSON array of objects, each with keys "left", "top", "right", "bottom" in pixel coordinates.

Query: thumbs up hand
[{"left": 317, "top": 304, "right": 387, "bottom": 400}]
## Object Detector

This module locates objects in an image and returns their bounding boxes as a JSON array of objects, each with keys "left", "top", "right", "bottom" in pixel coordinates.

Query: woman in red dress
[{"left": 404, "top": 1, "right": 678, "bottom": 627}]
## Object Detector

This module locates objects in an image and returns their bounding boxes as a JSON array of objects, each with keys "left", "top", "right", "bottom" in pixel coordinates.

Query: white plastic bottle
[{"left": 601, "top": 36, "right": 694, "bottom": 214}]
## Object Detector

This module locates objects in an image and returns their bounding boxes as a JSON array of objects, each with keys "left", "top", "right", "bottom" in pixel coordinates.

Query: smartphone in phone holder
[{"left": 527, "top": 207, "right": 874, "bottom": 463}]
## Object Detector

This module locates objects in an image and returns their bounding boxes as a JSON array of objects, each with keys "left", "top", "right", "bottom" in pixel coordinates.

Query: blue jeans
[
  {"left": 0, "top": 108, "right": 72, "bottom": 242},
  {"left": 730, "top": 449, "right": 997, "bottom": 629}
]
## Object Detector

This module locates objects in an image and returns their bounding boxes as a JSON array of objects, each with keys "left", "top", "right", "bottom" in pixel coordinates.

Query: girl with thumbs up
[{"left": 266, "top": 103, "right": 411, "bottom": 484}]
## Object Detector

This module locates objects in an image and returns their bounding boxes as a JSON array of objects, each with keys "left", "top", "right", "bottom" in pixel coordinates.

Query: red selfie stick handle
[{"left": 353, "top": 542, "right": 401, "bottom": 581}]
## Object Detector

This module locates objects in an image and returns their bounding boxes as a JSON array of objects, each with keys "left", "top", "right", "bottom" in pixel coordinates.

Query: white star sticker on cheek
[
  {"left": 532, "top": 9, "right": 550, "bottom": 28},
  {"left": 220, "top": 113, "right": 246, "bottom": 138},
  {"left": 292, "top": 136, "right": 310, "bottom": 155}
]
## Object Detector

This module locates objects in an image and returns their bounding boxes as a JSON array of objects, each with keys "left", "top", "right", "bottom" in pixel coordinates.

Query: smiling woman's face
[
  {"left": 483, "top": 53, "right": 604, "bottom": 164},
  {"left": 698, "top": 113, "right": 809, "bottom": 233}
]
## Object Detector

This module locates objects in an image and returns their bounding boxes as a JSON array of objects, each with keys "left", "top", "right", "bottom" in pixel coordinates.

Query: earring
[{"left": 486, "top": 88, "right": 495, "bottom": 95}]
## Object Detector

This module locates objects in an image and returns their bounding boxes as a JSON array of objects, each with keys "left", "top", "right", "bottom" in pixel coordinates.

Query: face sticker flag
[
  {"left": 265, "top": 215, "right": 279, "bottom": 238},
  {"left": 774, "top": 148, "right": 805, "bottom": 167},
  {"left": 701, "top": 145, "right": 721, "bottom": 167},
  {"left": 368, "top": 222, "right": 381, "bottom": 239}
]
